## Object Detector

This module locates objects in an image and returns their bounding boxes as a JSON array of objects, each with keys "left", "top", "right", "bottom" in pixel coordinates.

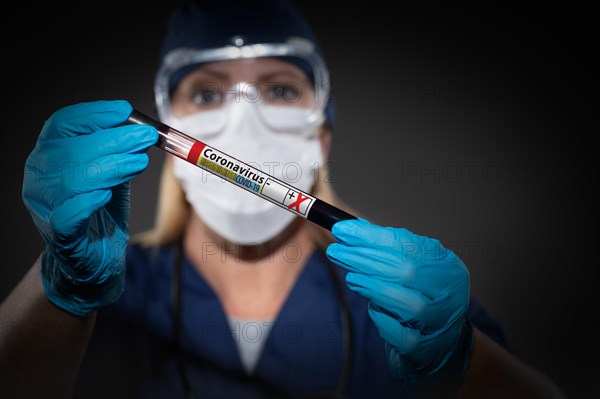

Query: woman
[{"left": 2, "top": 1, "right": 564, "bottom": 398}]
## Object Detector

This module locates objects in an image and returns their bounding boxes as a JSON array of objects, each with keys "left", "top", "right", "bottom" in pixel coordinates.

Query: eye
[
  {"left": 265, "top": 84, "right": 301, "bottom": 103},
  {"left": 191, "top": 89, "right": 223, "bottom": 106}
]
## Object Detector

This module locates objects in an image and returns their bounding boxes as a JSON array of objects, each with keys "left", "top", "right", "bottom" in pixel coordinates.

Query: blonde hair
[{"left": 133, "top": 155, "right": 358, "bottom": 250}]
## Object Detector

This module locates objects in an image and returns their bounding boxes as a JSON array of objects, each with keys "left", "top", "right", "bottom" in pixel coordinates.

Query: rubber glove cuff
[
  {"left": 387, "top": 318, "right": 474, "bottom": 394},
  {"left": 40, "top": 246, "right": 126, "bottom": 318}
]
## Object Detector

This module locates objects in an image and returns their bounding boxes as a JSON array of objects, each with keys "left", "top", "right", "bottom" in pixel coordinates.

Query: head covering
[{"left": 157, "top": 0, "right": 335, "bottom": 129}]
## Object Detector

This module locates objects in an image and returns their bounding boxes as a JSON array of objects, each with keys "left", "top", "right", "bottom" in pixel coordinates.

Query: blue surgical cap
[{"left": 157, "top": 0, "right": 336, "bottom": 129}]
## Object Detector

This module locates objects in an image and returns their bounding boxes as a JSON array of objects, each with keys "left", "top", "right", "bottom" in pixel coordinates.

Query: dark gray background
[{"left": 2, "top": 1, "right": 596, "bottom": 398}]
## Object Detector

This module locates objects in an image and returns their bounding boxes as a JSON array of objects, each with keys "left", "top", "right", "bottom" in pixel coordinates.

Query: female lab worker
[{"left": 2, "top": 0, "right": 564, "bottom": 398}]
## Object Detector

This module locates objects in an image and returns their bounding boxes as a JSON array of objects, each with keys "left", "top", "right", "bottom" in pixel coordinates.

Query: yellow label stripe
[{"left": 198, "top": 157, "right": 237, "bottom": 181}]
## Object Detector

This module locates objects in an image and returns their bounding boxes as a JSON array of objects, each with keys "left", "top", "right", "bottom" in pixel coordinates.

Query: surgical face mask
[{"left": 171, "top": 98, "right": 324, "bottom": 245}]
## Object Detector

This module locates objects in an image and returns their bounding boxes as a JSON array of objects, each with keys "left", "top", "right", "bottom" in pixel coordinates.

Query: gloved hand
[
  {"left": 22, "top": 100, "right": 157, "bottom": 317},
  {"left": 326, "top": 218, "right": 473, "bottom": 392}
]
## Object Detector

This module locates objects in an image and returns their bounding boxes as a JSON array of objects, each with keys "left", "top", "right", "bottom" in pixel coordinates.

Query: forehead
[{"left": 181, "top": 57, "right": 308, "bottom": 82}]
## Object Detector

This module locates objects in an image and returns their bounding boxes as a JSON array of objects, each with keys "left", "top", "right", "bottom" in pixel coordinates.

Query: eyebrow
[
  {"left": 259, "top": 70, "right": 309, "bottom": 82},
  {"left": 188, "top": 66, "right": 310, "bottom": 85},
  {"left": 189, "top": 67, "right": 229, "bottom": 81}
]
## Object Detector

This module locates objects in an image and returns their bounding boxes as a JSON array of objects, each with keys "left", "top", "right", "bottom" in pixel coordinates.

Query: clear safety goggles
[{"left": 154, "top": 37, "right": 330, "bottom": 133}]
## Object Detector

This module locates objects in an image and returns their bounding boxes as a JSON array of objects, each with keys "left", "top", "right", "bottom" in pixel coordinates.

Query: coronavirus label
[{"left": 186, "top": 141, "right": 316, "bottom": 217}]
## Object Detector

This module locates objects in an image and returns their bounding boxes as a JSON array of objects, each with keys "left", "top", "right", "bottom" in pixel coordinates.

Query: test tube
[
  {"left": 127, "top": 110, "right": 195, "bottom": 160},
  {"left": 126, "top": 109, "right": 356, "bottom": 231}
]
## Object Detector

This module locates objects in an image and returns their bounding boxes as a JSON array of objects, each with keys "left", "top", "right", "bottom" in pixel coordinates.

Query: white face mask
[{"left": 170, "top": 100, "right": 324, "bottom": 245}]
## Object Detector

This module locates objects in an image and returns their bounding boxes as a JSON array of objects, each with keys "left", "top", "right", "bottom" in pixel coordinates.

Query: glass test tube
[
  {"left": 126, "top": 109, "right": 356, "bottom": 231},
  {"left": 126, "top": 110, "right": 194, "bottom": 161}
]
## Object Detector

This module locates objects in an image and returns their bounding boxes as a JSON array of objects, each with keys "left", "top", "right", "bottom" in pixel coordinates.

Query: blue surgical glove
[
  {"left": 326, "top": 218, "right": 473, "bottom": 392},
  {"left": 22, "top": 100, "right": 157, "bottom": 317}
]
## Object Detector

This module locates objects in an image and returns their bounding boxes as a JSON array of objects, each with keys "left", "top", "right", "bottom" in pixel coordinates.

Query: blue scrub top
[{"left": 93, "top": 242, "right": 509, "bottom": 399}]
